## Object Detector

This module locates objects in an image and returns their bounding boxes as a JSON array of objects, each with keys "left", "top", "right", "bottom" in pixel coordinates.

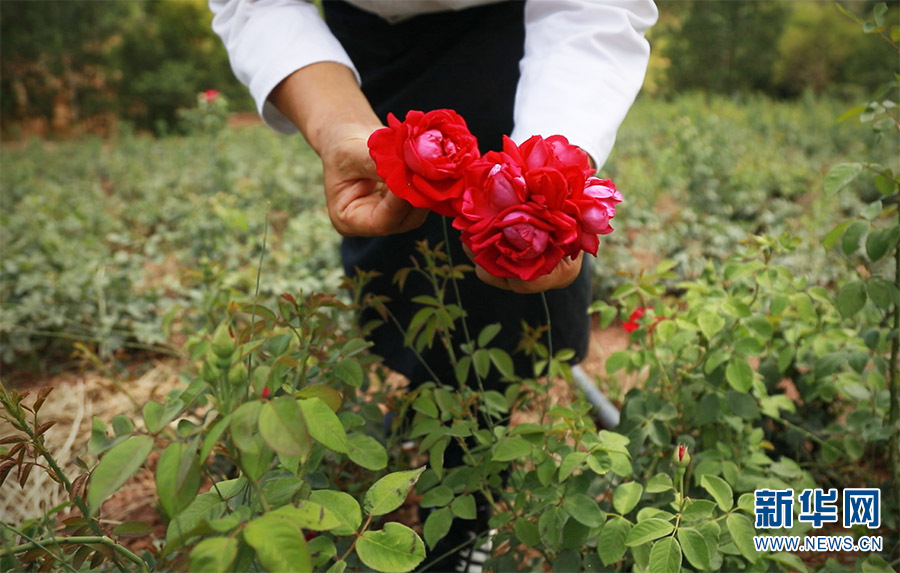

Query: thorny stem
[
  {"left": 246, "top": 203, "right": 270, "bottom": 377},
  {"left": 441, "top": 217, "right": 492, "bottom": 429},
  {"left": 379, "top": 302, "right": 444, "bottom": 385},
  {"left": 0, "top": 531, "right": 149, "bottom": 573},
  {"left": 337, "top": 514, "right": 373, "bottom": 564},
  {"left": 540, "top": 292, "right": 554, "bottom": 422}
]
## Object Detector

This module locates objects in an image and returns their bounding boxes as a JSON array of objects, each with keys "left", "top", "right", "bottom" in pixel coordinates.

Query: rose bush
[{"left": 367, "top": 109, "right": 480, "bottom": 217}]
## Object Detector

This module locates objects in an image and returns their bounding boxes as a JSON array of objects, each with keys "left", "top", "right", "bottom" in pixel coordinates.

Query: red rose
[
  {"left": 203, "top": 89, "right": 220, "bottom": 103},
  {"left": 564, "top": 178, "right": 622, "bottom": 256},
  {"left": 518, "top": 134, "right": 594, "bottom": 178},
  {"left": 454, "top": 145, "right": 579, "bottom": 281},
  {"left": 623, "top": 306, "right": 666, "bottom": 333},
  {"left": 367, "top": 109, "right": 480, "bottom": 217}
]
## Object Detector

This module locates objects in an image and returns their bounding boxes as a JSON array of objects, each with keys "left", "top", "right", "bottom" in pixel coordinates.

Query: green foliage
[
  {"left": 0, "top": 0, "right": 251, "bottom": 136},
  {"left": 1, "top": 7, "right": 897, "bottom": 572},
  {"left": 1, "top": 127, "right": 339, "bottom": 368},
  {"left": 666, "top": 1, "right": 789, "bottom": 94}
]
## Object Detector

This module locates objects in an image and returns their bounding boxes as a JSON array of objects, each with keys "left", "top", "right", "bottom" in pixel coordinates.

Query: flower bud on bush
[
  {"left": 211, "top": 322, "right": 236, "bottom": 359},
  {"left": 673, "top": 444, "right": 691, "bottom": 467},
  {"left": 228, "top": 361, "right": 248, "bottom": 387}
]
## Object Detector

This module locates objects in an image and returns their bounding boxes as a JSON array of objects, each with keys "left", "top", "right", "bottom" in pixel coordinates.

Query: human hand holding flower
[
  {"left": 320, "top": 122, "right": 429, "bottom": 237},
  {"left": 368, "top": 110, "right": 622, "bottom": 291}
]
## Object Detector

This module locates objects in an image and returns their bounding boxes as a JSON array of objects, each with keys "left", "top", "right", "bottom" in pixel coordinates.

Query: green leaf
[
  {"left": 681, "top": 499, "right": 717, "bottom": 522},
  {"left": 309, "top": 490, "right": 362, "bottom": 536},
  {"left": 645, "top": 473, "right": 674, "bottom": 493},
  {"left": 559, "top": 451, "right": 588, "bottom": 481},
  {"left": 189, "top": 536, "right": 238, "bottom": 573},
  {"left": 243, "top": 514, "right": 312, "bottom": 573},
  {"left": 678, "top": 527, "right": 711, "bottom": 570},
  {"left": 451, "top": 494, "right": 477, "bottom": 520},
  {"left": 824, "top": 163, "right": 862, "bottom": 197},
  {"left": 112, "top": 521, "right": 153, "bottom": 538},
  {"left": 725, "top": 358, "right": 754, "bottom": 393},
  {"left": 868, "top": 278, "right": 899, "bottom": 310},
  {"left": 230, "top": 401, "right": 262, "bottom": 454},
  {"left": 473, "top": 349, "right": 491, "bottom": 378},
  {"left": 488, "top": 348, "right": 515, "bottom": 379},
  {"left": 563, "top": 493, "right": 604, "bottom": 527},
  {"left": 156, "top": 441, "right": 201, "bottom": 518},
  {"left": 163, "top": 492, "right": 226, "bottom": 554},
  {"left": 356, "top": 522, "right": 426, "bottom": 573},
  {"left": 347, "top": 433, "right": 388, "bottom": 471},
  {"left": 698, "top": 311, "right": 725, "bottom": 341},
  {"left": 649, "top": 537, "right": 681, "bottom": 573},
  {"left": 492, "top": 437, "right": 533, "bottom": 462},
  {"left": 766, "top": 551, "right": 808, "bottom": 572},
  {"left": 199, "top": 414, "right": 230, "bottom": 463},
  {"left": 613, "top": 481, "right": 643, "bottom": 515},
  {"left": 482, "top": 390, "right": 510, "bottom": 414},
  {"left": 597, "top": 517, "right": 632, "bottom": 565},
  {"left": 606, "top": 351, "right": 630, "bottom": 374},
  {"left": 726, "top": 513, "right": 758, "bottom": 563},
  {"left": 515, "top": 517, "right": 541, "bottom": 547},
  {"left": 334, "top": 358, "right": 364, "bottom": 387},
  {"left": 299, "top": 397, "right": 349, "bottom": 454},
  {"left": 258, "top": 397, "right": 312, "bottom": 459},
  {"left": 296, "top": 385, "right": 343, "bottom": 412},
  {"left": 625, "top": 518, "right": 674, "bottom": 547},
  {"left": 478, "top": 323, "right": 502, "bottom": 347},
  {"left": 269, "top": 501, "right": 341, "bottom": 531},
  {"left": 700, "top": 475, "right": 733, "bottom": 512},
  {"left": 420, "top": 485, "right": 454, "bottom": 508},
  {"left": 364, "top": 467, "right": 426, "bottom": 516},
  {"left": 842, "top": 220, "right": 869, "bottom": 255},
  {"left": 824, "top": 220, "right": 853, "bottom": 250},
  {"left": 423, "top": 507, "right": 453, "bottom": 550},
  {"left": 88, "top": 435, "right": 153, "bottom": 516},
  {"left": 837, "top": 281, "right": 868, "bottom": 318},
  {"left": 866, "top": 226, "right": 900, "bottom": 262}
]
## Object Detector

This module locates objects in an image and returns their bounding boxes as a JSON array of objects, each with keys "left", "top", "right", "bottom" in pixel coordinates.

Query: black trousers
[{"left": 323, "top": 0, "right": 591, "bottom": 390}]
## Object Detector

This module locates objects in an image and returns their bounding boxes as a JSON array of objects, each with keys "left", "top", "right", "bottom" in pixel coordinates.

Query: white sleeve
[
  {"left": 209, "top": 0, "right": 361, "bottom": 134},
  {"left": 511, "top": 0, "right": 657, "bottom": 169}
]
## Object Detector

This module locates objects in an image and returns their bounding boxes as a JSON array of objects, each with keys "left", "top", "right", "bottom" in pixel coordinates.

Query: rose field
[{"left": 2, "top": 26, "right": 900, "bottom": 573}]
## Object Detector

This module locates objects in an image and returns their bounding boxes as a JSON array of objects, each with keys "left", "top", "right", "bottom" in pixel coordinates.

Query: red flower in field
[
  {"left": 203, "top": 89, "right": 220, "bottom": 103},
  {"left": 623, "top": 307, "right": 666, "bottom": 333},
  {"left": 260, "top": 387, "right": 271, "bottom": 399},
  {"left": 367, "top": 109, "right": 481, "bottom": 217}
]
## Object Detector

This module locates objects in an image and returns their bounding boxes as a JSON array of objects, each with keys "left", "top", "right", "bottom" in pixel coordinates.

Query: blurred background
[
  {"left": 0, "top": 0, "right": 897, "bottom": 375},
  {"left": 0, "top": 0, "right": 896, "bottom": 139}
]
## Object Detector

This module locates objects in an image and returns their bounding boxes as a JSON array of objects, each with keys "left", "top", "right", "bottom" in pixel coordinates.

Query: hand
[
  {"left": 464, "top": 246, "right": 585, "bottom": 294},
  {"left": 320, "top": 124, "right": 428, "bottom": 237},
  {"left": 269, "top": 63, "right": 427, "bottom": 237}
]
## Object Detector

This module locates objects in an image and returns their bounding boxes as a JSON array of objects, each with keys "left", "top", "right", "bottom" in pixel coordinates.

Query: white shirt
[{"left": 209, "top": 0, "right": 657, "bottom": 168}]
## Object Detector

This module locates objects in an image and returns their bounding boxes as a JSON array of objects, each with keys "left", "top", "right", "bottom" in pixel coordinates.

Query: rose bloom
[
  {"left": 368, "top": 109, "right": 480, "bottom": 217},
  {"left": 454, "top": 145, "right": 580, "bottom": 281},
  {"left": 564, "top": 177, "right": 623, "bottom": 256},
  {"left": 623, "top": 306, "right": 666, "bottom": 333},
  {"left": 203, "top": 89, "right": 220, "bottom": 103}
]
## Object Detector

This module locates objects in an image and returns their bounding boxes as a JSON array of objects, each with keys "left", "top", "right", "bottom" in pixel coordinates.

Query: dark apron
[{"left": 323, "top": 0, "right": 591, "bottom": 389}]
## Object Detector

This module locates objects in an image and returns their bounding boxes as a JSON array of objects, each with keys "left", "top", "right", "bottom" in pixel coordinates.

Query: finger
[
  {"left": 374, "top": 191, "right": 428, "bottom": 234},
  {"left": 474, "top": 264, "right": 512, "bottom": 290}
]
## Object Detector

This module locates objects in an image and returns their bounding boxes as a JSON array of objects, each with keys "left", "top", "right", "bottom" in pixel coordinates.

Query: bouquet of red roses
[{"left": 368, "top": 109, "right": 622, "bottom": 281}]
